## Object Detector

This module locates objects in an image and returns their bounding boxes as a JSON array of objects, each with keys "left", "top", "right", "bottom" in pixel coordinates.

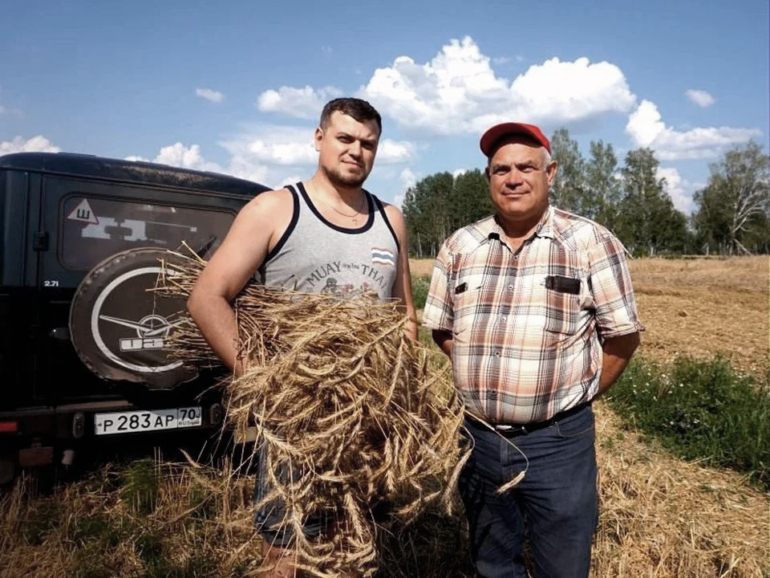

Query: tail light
[{"left": 0, "top": 421, "right": 18, "bottom": 433}]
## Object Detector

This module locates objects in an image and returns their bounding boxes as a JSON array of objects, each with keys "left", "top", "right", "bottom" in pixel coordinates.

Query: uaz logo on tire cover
[
  {"left": 90, "top": 266, "right": 184, "bottom": 374},
  {"left": 69, "top": 247, "right": 199, "bottom": 389}
]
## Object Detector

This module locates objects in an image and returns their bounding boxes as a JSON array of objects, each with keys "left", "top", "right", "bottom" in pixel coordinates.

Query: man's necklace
[{"left": 311, "top": 182, "right": 366, "bottom": 225}]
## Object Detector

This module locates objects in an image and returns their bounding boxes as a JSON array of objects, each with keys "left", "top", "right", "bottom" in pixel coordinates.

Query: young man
[
  {"left": 187, "top": 97, "right": 417, "bottom": 577},
  {"left": 421, "top": 122, "right": 643, "bottom": 578}
]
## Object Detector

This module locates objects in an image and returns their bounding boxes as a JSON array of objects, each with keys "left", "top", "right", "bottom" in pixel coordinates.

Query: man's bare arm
[
  {"left": 596, "top": 332, "right": 640, "bottom": 397},
  {"left": 187, "top": 190, "right": 288, "bottom": 375},
  {"left": 384, "top": 204, "right": 418, "bottom": 342},
  {"left": 432, "top": 329, "right": 453, "bottom": 357}
]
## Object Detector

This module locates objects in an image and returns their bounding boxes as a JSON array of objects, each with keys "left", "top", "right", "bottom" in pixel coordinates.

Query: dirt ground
[{"left": 411, "top": 256, "right": 769, "bottom": 376}]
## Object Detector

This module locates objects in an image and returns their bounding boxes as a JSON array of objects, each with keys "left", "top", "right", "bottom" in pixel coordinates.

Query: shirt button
[
  {"left": 494, "top": 350, "right": 501, "bottom": 357},
  {"left": 507, "top": 284, "right": 514, "bottom": 291},
  {"left": 501, "top": 315, "right": 507, "bottom": 321}
]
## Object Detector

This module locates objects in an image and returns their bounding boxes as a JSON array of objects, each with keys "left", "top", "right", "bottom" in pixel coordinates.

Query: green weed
[{"left": 605, "top": 354, "right": 770, "bottom": 489}]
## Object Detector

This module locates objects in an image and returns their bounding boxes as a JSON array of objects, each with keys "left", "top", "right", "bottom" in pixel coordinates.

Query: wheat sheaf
[{"left": 150, "top": 247, "right": 471, "bottom": 578}]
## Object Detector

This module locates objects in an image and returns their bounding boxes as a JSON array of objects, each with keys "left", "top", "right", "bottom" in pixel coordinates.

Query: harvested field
[
  {"left": 630, "top": 256, "right": 768, "bottom": 376},
  {"left": 0, "top": 256, "right": 768, "bottom": 577},
  {"left": 1, "top": 396, "right": 767, "bottom": 577},
  {"left": 591, "top": 404, "right": 768, "bottom": 578}
]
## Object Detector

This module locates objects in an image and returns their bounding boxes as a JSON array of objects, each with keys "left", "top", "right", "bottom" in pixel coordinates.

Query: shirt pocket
[
  {"left": 451, "top": 273, "right": 485, "bottom": 336},
  {"left": 542, "top": 273, "right": 586, "bottom": 343}
]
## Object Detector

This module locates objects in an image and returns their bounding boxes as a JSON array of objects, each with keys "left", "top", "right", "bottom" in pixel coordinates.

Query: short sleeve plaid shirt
[{"left": 421, "top": 206, "right": 644, "bottom": 426}]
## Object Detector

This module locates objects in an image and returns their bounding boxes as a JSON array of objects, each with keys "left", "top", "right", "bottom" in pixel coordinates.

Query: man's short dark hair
[{"left": 320, "top": 98, "right": 382, "bottom": 135}]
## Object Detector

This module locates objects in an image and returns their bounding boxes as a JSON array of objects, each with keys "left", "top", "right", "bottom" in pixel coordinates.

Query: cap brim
[{"left": 480, "top": 123, "right": 550, "bottom": 156}]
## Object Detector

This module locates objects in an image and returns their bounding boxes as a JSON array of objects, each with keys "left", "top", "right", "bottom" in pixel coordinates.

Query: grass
[
  {"left": 412, "top": 275, "right": 430, "bottom": 310},
  {"left": 604, "top": 354, "right": 770, "bottom": 490},
  {"left": 0, "top": 458, "right": 262, "bottom": 578}
]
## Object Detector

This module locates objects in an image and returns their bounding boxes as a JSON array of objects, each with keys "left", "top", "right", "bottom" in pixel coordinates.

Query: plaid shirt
[{"left": 421, "top": 206, "right": 644, "bottom": 425}]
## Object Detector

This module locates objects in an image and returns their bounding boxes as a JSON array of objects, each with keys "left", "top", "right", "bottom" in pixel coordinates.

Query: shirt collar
[{"left": 486, "top": 205, "right": 555, "bottom": 243}]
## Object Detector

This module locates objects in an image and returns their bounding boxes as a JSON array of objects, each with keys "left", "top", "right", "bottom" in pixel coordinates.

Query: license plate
[{"left": 94, "top": 407, "right": 202, "bottom": 436}]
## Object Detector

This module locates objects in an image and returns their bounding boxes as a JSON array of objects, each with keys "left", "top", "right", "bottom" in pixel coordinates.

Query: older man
[{"left": 421, "top": 122, "right": 643, "bottom": 578}]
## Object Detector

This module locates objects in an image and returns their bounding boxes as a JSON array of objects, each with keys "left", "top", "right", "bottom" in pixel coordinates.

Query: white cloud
[
  {"left": 196, "top": 88, "right": 225, "bottom": 103},
  {"left": 255, "top": 37, "right": 635, "bottom": 136},
  {"left": 155, "top": 143, "right": 222, "bottom": 171},
  {"left": 685, "top": 89, "right": 715, "bottom": 108},
  {"left": 492, "top": 56, "right": 510, "bottom": 65},
  {"left": 400, "top": 167, "right": 417, "bottom": 189},
  {"left": 377, "top": 139, "right": 416, "bottom": 164},
  {"left": 220, "top": 125, "right": 318, "bottom": 167},
  {"left": 453, "top": 168, "right": 467, "bottom": 178},
  {"left": 656, "top": 167, "right": 696, "bottom": 214},
  {"left": 256, "top": 85, "right": 343, "bottom": 119},
  {"left": 626, "top": 99, "right": 761, "bottom": 160},
  {"left": 125, "top": 143, "right": 222, "bottom": 173},
  {"left": 0, "top": 135, "right": 61, "bottom": 155},
  {"left": 355, "top": 36, "right": 636, "bottom": 136},
  {"left": 127, "top": 126, "right": 316, "bottom": 189},
  {"left": 394, "top": 167, "right": 419, "bottom": 208}
]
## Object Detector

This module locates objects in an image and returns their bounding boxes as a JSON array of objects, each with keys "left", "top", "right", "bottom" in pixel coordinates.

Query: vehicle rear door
[{"left": 37, "top": 175, "right": 250, "bottom": 405}]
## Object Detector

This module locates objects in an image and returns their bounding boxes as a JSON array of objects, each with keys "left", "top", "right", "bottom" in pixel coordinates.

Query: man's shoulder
[
  {"left": 254, "top": 185, "right": 295, "bottom": 204},
  {"left": 442, "top": 215, "right": 496, "bottom": 254},
  {"left": 551, "top": 207, "right": 624, "bottom": 251},
  {"left": 242, "top": 186, "right": 294, "bottom": 214},
  {"left": 372, "top": 194, "right": 404, "bottom": 219}
]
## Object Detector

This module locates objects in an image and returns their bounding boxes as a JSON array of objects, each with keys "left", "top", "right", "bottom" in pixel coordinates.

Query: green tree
[
  {"left": 403, "top": 170, "right": 495, "bottom": 257},
  {"left": 549, "top": 128, "right": 587, "bottom": 214},
  {"left": 617, "top": 148, "right": 690, "bottom": 256},
  {"left": 585, "top": 140, "right": 622, "bottom": 232},
  {"left": 692, "top": 140, "right": 770, "bottom": 255},
  {"left": 448, "top": 169, "right": 494, "bottom": 230}
]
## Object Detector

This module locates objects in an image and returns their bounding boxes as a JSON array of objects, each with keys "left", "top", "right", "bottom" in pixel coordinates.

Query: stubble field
[{"left": 0, "top": 256, "right": 768, "bottom": 577}]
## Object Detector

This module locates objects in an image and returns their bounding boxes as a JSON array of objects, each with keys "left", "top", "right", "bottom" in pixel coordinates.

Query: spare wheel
[{"left": 69, "top": 247, "right": 200, "bottom": 391}]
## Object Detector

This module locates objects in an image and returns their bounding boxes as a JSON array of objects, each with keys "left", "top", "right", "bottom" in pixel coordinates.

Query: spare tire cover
[{"left": 69, "top": 247, "right": 199, "bottom": 391}]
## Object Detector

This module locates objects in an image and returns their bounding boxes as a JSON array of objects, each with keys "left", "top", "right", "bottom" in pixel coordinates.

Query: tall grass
[
  {"left": 604, "top": 354, "right": 770, "bottom": 490},
  {"left": 412, "top": 276, "right": 431, "bottom": 310}
]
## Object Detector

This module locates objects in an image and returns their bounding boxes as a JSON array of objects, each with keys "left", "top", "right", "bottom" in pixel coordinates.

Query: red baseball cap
[{"left": 479, "top": 122, "right": 551, "bottom": 157}]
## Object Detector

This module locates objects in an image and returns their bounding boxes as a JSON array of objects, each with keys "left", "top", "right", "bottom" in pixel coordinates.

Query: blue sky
[{"left": 1, "top": 0, "right": 767, "bottom": 215}]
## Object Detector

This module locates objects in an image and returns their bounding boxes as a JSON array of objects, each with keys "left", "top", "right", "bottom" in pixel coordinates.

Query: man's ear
[
  {"left": 484, "top": 166, "right": 490, "bottom": 181},
  {"left": 546, "top": 161, "right": 558, "bottom": 187},
  {"left": 314, "top": 127, "right": 323, "bottom": 152}
]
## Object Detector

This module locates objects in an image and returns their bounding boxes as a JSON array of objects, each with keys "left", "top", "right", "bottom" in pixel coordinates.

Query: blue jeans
[
  {"left": 253, "top": 440, "right": 392, "bottom": 548},
  {"left": 458, "top": 403, "right": 599, "bottom": 578},
  {"left": 253, "top": 440, "right": 327, "bottom": 548}
]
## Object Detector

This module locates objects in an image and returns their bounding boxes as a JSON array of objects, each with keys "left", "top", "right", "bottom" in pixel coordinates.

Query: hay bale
[{"left": 152, "top": 249, "right": 471, "bottom": 578}]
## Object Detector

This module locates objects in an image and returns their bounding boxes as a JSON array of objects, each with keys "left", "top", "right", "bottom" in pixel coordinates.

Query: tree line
[{"left": 402, "top": 129, "right": 770, "bottom": 258}]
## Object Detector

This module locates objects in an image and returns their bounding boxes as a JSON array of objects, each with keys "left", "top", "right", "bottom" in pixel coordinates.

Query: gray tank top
[{"left": 256, "top": 182, "right": 400, "bottom": 301}]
